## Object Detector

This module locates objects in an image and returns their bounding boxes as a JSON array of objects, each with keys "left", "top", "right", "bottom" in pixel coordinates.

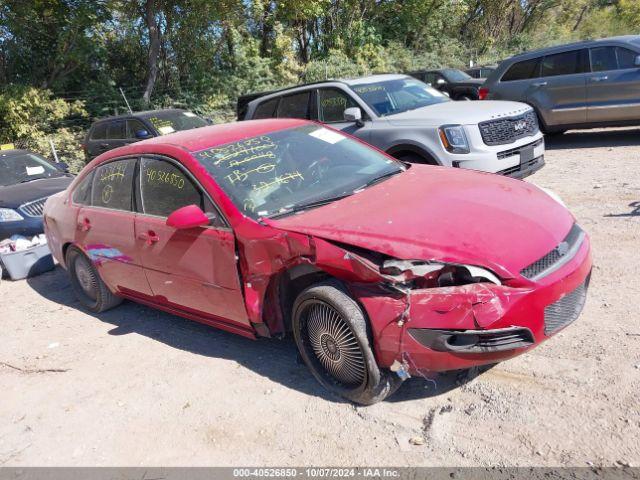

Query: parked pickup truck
[{"left": 238, "top": 74, "right": 545, "bottom": 179}]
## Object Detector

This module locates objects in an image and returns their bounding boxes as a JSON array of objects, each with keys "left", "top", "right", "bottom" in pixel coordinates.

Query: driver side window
[{"left": 317, "top": 89, "right": 358, "bottom": 123}]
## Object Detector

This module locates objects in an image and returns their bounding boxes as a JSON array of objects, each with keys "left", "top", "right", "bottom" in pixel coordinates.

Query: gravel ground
[{"left": 1, "top": 128, "right": 639, "bottom": 467}]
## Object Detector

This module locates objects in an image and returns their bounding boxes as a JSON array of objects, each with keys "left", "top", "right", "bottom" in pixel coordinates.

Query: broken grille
[
  {"left": 521, "top": 223, "right": 584, "bottom": 280},
  {"left": 478, "top": 110, "right": 538, "bottom": 146},
  {"left": 544, "top": 278, "right": 588, "bottom": 335},
  {"left": 19, "top": 197, "right": 48, "bottom": 217}
]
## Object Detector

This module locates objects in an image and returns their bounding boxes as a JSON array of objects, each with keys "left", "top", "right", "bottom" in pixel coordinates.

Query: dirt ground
[{"left": 1, "top": 127, "right": 639, "bottom": 467}]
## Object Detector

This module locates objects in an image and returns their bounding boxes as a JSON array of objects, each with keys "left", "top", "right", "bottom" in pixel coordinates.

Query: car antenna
[{"left": 119, "top": 87, "right": 133, "bottom": 114}]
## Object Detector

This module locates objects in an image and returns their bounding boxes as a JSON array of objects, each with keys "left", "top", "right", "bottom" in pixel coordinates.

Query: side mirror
[
  {"left": 56, "top": 162, "right": 69, "bottom": 172},
  {"left": 436, "top": 78, "right": 446, "bottom": 86},
  {"left": 166, "top": 205, "right": 210, "bottom": 230},
  {"left": 344, "top": 107, "right": 364, "bottom": 127},
  {"left": 135, "top": 129, "right": 153, "bottom": 139},
  {"left": 205, "top": 117, "right": 214, "bottom": 125},
  {"left": 635, "top": 55, "right": 640, "bottom": 67}
]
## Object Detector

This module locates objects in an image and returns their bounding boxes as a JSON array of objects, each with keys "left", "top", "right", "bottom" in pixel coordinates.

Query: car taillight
[{"left": 478, "top": 87, "right": 489, "bottom": 100}]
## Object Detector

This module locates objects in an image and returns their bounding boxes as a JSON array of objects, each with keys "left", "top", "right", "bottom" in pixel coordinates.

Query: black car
[
  {"left": 83, "top": 108, "right": 210, "bottom": 161},
  {"left": 407, "top": 68, "right": 484, "bottom": 100},
  {"left": 0, "top": 150, "right": 73, "bottom": 239},
  {"left": 465, "top": 65, "right": 497, "bottom": 79}
]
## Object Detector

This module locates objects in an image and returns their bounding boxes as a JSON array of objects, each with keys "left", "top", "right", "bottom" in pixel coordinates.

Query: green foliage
[
  {"left": 0, "top": 86, "right": 89, "bottom": 172},
  {"left": 0, "top": 0, "right": 636, "bottom": 171}
]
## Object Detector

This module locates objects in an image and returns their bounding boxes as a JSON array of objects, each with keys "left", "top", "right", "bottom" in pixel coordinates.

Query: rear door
[
  {"left": 528, "top": 49, "right": 588, "bottom": 127},
  {"left": 76, "top": 158, "right": 152, "bottom": 296},
  {"left": 587, "top": 46, "right": 640, "bottom": 122},
  {"left": 134, "top": 156, "right": 249, "bottom": 329}
]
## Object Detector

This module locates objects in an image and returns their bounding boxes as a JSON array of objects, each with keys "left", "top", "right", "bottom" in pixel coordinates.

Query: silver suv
[
  {"left": 481, "top": 35, "right": 640, "bottom": 133},
  {"left": 239, "top": 74, "right": 545, "bottom": 179}
]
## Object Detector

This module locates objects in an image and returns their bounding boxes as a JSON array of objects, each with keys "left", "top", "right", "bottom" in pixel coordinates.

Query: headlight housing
[
  {"left": 380, "top": 259, "right": 500, "bottom": 287},
  {"left": 438, "top": 125, "right": 470, "bottom": 154},
  {"left": 0, "top": 208, "right": 23, "bottom": 222}
]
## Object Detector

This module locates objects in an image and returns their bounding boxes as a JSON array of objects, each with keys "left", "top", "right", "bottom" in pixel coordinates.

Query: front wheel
[
  {"left": 292, "top": 280, "right": 402, "bottom": 405},
  {"left": 66, "top": 247, "right": 123, "bottom": 313}
]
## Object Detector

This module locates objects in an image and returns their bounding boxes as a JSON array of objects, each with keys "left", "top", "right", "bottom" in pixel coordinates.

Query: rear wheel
[
  {"left": 292, "top": 280, "right": 402, "bottom": 405},
  {"left": 66, "top": 247, "right": 122, "bottom": 313}
]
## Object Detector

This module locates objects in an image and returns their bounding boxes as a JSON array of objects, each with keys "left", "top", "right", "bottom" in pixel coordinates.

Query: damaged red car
[{"left": 43, "top": 119, "right": 592, "bottom": 404}]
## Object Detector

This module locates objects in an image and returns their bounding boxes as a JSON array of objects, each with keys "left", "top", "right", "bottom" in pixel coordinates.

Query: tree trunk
[{"left": 142, "top": 0, "right": 161, "bottom": 106}]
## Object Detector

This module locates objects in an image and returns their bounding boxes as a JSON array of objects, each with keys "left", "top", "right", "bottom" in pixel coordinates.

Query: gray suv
[
  {"left": 239, "top": 74, "right": 545, "bottom": 179},
  {"left": 481, "top": 35, "right": 640, "bottom": 133}
]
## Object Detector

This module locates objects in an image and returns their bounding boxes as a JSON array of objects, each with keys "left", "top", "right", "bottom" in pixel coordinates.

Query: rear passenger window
[
  {"left": 277, "top": 92, "right": 310, "bottom": 119},
  {"left": 139, "top": 158, "right": 203, "bottom": 217},
  {"left": 106, "top": 121, "right": 127, "bottom": 140},
  {"left": 501, "top": 58, "right": 540, "bottom": 81},
  {"left": 617, "top": 47, "right": 637, "bottom": 69},
  {"left": 90, "top": 123, "right": 108, "bottom": 140},
  {"left": 541, "top": 50, "right": 584, "bottom": 77},
  {"left": 91, "top": 159, "right": 135, "bottom": 210},
  {"left": 318, "top": 89, "right": 357, "bottom": 122},
  {"left": 72, "top": 171, "right": 94, "bottom": 205},
  {"left": 253, "top": 98, "right": 279, "bottom": 119},
  {"left": 590, "top": 47, "right": 617, "bottom": 72}
]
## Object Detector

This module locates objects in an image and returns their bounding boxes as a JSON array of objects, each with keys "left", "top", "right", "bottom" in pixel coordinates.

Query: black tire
[
  {"left": 66, "top": 246, "right": 122, "bottom": 313},
  {"left": 397, "top": 152, "right": 438, "bottom": 166},
  {"left": 292, "top": 280, "right": 402, "bottom": 405}
]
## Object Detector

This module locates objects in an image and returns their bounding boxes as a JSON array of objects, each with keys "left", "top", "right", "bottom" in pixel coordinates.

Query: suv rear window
[
  {"left": 254, "top": 98, "right": 279, "bottom": 119},
  {"left": 501, "top": 58, "right": 540, "bottom": 82},
  {"left": 277, "top": 92, "right": 310, "bottom": 119},
  {"left": 90, "top": 123, "right": 108, "bottom": 140}
]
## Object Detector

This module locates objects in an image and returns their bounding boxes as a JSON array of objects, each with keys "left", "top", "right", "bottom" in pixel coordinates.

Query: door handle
[
  {"left": 77, "top": 218, "right": 91, "bottom": 232},
  {"left": 591, "top": 75, "right": 609, "bottom": 82},
  {"left": 532, "top": 81, "right": 547, "bottom": 87},
  {"left": 138, "top": 230, "right": 159, "bottom": 245}
]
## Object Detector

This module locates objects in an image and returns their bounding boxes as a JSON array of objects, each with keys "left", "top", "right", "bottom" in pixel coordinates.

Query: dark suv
[
  {"left": 407, "top": 69, "right": 484, "bottom": 100},
  {"left": 83, "top": 108, "right": 209, "bottom": 160},
  {"left": 481, "top": 35, "right": 640, "bottom": 133}
]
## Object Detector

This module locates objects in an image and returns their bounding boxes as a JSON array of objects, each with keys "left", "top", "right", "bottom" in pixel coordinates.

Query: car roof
[
  {"left": 508, "top": 35, "right": 640, "bottom": 61},
  {"left": 240, "top": 74, "right": 411, "bottom": 101},
  {"left": 92, "top": 108, "right": 188, "bottom": 124},
  {"left": 117, "top": 118, "right": 310, "bottom": 154}
]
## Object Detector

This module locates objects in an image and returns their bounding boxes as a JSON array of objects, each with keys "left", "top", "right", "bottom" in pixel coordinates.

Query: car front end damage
[{"left": 238, "top": 221, "right": 592, "bottom": 381}]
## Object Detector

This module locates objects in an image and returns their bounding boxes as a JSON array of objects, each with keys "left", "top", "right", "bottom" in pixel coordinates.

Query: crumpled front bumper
[{"left": 349, "top": 234, "right": 592, "bottom": 376}]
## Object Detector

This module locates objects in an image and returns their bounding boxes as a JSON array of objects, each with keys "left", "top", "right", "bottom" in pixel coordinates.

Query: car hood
[
  {"left": 268, "top": 165, "right": 573, "bottom": 278},
  {"left": 0, "top": 176, "right": 74, "bottom": 209},
  {"left": 385, "top": 100, "right": 532, "bottom": 127}
]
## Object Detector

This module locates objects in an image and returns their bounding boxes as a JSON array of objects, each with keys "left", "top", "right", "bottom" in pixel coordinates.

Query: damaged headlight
[{"left": 380, "top": 259, "right": 501, "bottom": 287}]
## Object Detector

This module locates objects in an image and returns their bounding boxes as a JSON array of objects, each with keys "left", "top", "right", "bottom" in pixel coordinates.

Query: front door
[
  {"left": 134, "top": 156, "right": 249, "bottom": 329},
  {"left": 587, "top": 46, "right": 640, "bottom": 123},
  {"left": 76, "top": 158, "right": 152, "bottom": 296},
  {"left": 315, "top": 87, "right": 372, "bottom": 142}
]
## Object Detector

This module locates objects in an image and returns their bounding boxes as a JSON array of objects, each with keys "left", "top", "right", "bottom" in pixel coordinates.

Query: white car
[{"left": 238, "top": 74, "right": 545, "bottom": 179}]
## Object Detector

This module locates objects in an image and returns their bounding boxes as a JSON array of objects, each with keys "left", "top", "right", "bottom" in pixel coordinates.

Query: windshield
[
  {"left": 143, "top": 110, "right": 208, "bottom": 135},
  {"left": 0, "top": 152, "right": 63, "bottom": 187},
  {"left": 193, "top": 125, "right": 404, "bottom": 219},
  {"left": 350, "top": 78, "right": 449, "bottom": 117},
  {"left": 442, "top": 69, "right": 472, "bottom": 82}
]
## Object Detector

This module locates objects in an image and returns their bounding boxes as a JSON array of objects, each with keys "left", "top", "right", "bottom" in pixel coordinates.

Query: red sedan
[{"left": 43, "top": 119, "right": 592, "bottom": 404}]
